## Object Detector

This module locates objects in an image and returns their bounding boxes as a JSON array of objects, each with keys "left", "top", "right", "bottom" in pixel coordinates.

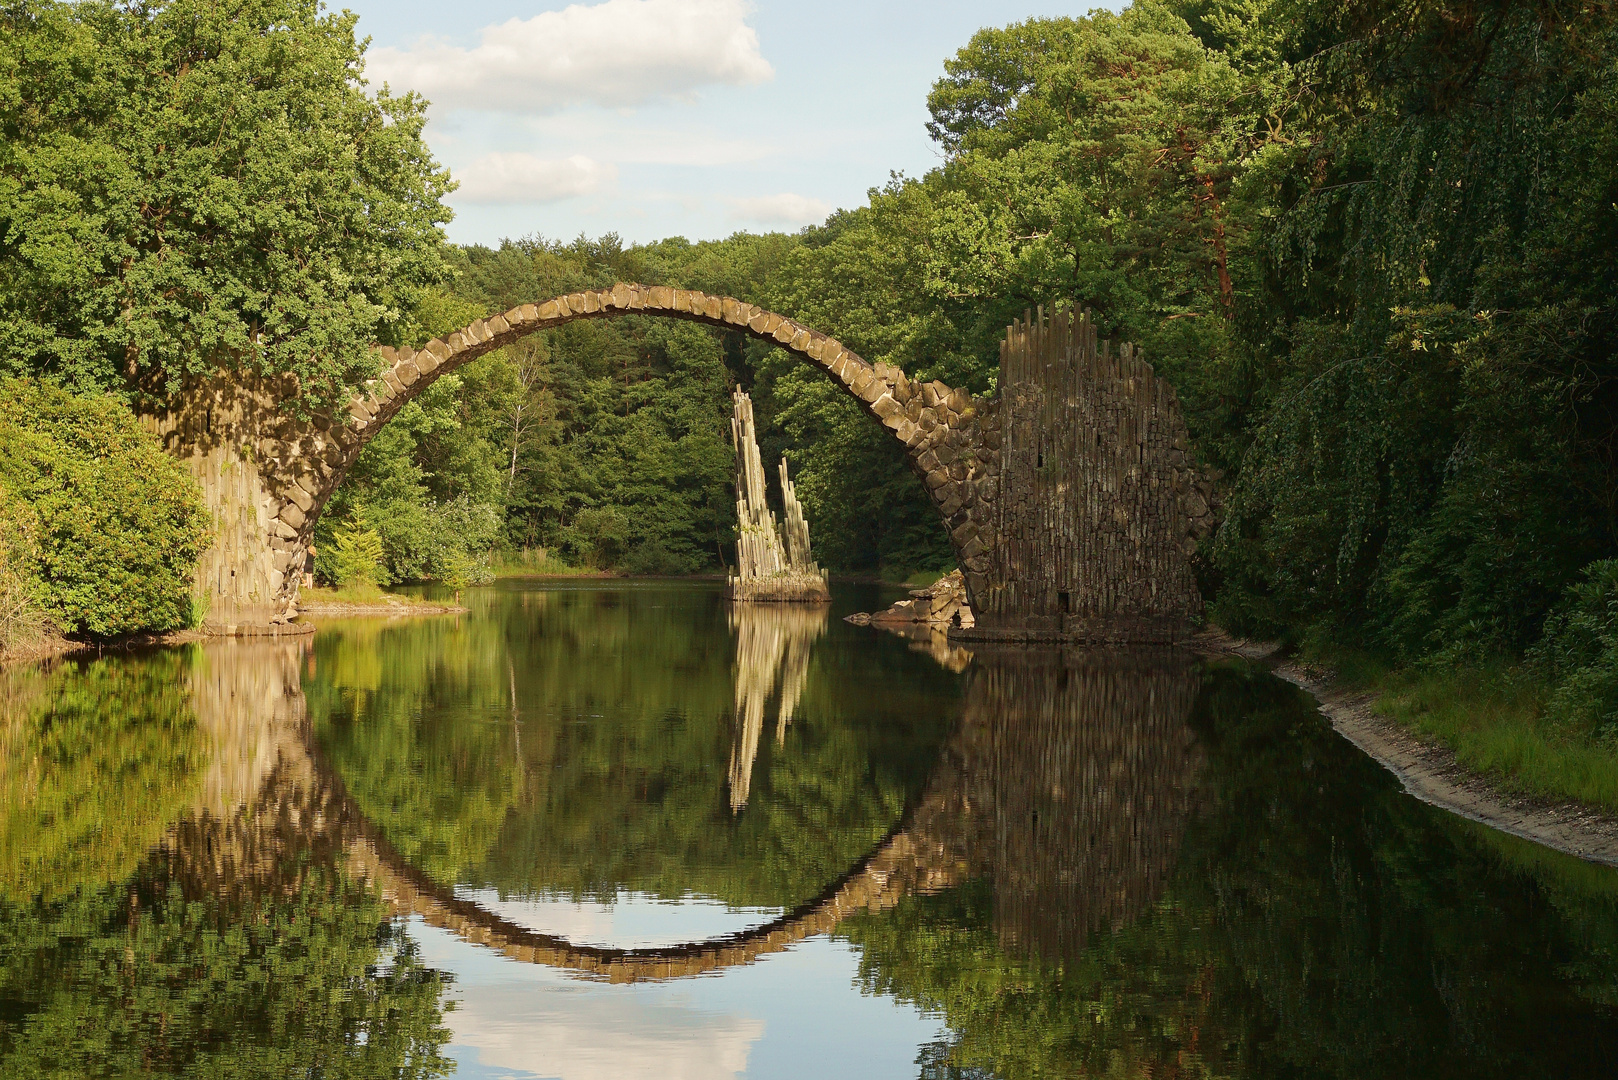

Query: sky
[{"left": 337, "top": 0, "right": 1120, "bottom": 247}]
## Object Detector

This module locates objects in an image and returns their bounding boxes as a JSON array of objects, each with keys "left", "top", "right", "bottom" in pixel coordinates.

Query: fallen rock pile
[{"left": 845, "top": 570, "right": 975, "bottom": 629}]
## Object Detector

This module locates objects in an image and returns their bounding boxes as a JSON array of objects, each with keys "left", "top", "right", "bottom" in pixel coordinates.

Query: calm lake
[{"left": 3, "top": 580, "right": 1618, "bottom": 1078}]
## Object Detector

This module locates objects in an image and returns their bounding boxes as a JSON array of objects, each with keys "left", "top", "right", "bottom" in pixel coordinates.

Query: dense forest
[
  {"left": 6, "top": 0, "right": 1618, "bottom": 705},
  {"left": 345, "top": 0, "right": 1618, "bottom": 670}
]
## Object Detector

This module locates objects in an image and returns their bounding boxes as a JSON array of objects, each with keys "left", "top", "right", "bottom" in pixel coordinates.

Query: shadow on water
[{"left": 1, "top": 586, "right": 1617, "bottom": 1076}]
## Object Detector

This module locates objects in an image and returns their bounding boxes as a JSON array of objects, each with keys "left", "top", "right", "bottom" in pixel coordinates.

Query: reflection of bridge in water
[{"left": 165, "top": 637, "right": 1205, "bottom": 981}]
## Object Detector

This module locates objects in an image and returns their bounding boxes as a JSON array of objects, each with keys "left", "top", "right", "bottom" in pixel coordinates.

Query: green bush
[
  {"left": 0, "top": 484, "right": 49, "bottom": 652},
  {"left": 0, "top": 379, "right": 210, "bottom": 637},
  {"left": 1531, "top": 560, "right": 1618, "bottom": 738},
  {"left": 342, "top": 495, "right": 500, "bottom": 586}
]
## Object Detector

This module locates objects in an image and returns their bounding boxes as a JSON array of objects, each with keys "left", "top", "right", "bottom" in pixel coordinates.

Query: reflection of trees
[
  {"left": 844, "top": 660, "right": 1618, "bottom": 1080},
  {"left": 727, "top": 602, "right": 828, "bottom": 811},
  {"left": 308, "top": 586, "right": 960, "bottom": 909},
  {"left": 0, "top": 642, "right": 454, "bottom": 1077},
  {"left": 0, "top": 650, "right": 203, "bottom": 900}
]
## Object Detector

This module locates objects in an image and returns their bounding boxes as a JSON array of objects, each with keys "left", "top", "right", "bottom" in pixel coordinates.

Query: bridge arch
[
  {"left": 150, "top": 285, "right": 1215, "bottom": 641},
  {"left": 151, "top": 282, "right": 993, "bottom": 631}
]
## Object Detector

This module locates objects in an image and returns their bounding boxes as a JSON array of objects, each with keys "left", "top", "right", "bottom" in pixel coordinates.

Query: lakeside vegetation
[{"left": 5, "top": 1, "right": 1618, "bottom": 807}]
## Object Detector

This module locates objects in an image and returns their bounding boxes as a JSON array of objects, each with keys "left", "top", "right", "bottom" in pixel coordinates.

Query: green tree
[
  {"left": 0, "top": 379, "right": 210, "bottom": 636},
  {"left": 0, "top": 0, "right": 453, "bottom": 405}
]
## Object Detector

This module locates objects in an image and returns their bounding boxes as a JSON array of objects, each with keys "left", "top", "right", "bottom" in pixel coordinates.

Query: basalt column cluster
[
  {"left": 954, "top": 308, "right": 1218, "bottom": 643},
  {"left": 726, "top": 388, "right": 830, "bottom": 603}
]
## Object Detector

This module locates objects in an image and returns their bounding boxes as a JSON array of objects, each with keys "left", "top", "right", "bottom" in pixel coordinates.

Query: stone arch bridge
[{"left": 149, "top": 284, "right": 1217, "bottom": 642}]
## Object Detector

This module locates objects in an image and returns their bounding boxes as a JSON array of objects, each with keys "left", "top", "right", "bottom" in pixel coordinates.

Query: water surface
[{"left": 2, "top": 581, "right": 1617, "bottom": 1077}]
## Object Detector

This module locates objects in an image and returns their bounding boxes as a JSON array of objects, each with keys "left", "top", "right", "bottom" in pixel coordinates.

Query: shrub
[
  {"left": 0, "top": 379, "right": 211, "bottom": 637},
  {"left": 0, "top": 484, "right": 49, "bottom": 653},
  {"left": 1530, "top": 560, "right": 1618, "bottom": 738},
  {"left": 353, "top": 495, "right": 500, "bottom": 586}
]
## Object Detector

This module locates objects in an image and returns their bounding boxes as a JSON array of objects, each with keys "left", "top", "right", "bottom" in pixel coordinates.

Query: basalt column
[
  {"left": 142, "top": 375, "right": 343, "bottom": 635},
  {"left": 726, "top": 388, "right": 830, "bottom": 603},
  {"left": 954, "top": 309, "right": 1218, "bottom": 644}
]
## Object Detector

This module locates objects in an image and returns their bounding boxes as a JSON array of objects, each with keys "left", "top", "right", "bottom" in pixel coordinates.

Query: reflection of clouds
[
  {"left": 449, "top": 984, "right": 763, "bottom": 1080},
  {"left": 451, "top": 888, "right": 782, "bottom": 950}
]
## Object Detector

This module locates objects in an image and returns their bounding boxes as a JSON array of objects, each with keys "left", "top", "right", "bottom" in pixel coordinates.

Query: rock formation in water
[
  {"left": 847, "top": 569, "right": 976, "bottom": 630},
  {"left": 726, "top": 388, "right": 830, "bottom": 602}
]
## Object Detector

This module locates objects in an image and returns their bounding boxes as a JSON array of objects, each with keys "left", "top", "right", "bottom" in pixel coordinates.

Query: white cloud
[
  {"left": 368, "top": 0, "right": 773, "bottom": 114},
  {"left": 727, "top": 193, "right": 830, "bottom": 226},
  {"left": 454, "top": 153, "right": 616, "bottom": 204},
  {"left": 448, "top": 984, "right": 764, "bottom": 1080}
]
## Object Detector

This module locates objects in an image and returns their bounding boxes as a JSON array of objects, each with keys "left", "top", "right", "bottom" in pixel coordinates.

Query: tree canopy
[{"left": 0, "top": 0, "right": 453, "bottom": 406}]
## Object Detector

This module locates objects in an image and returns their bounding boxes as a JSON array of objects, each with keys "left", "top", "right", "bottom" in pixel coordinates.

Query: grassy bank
[
  {"left": 298, "top": 584, "right": 453, "bottom": 608},
  {"left": 1311, "top": 647, "right": 1618, "bottom": 815},
  {"left": 490, "top": 549, "right": 615, "bottom": 579}
]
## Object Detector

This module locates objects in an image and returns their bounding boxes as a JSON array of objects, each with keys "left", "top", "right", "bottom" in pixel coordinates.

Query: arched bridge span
[{"left": 149, "top": 285, "right": 1217, "bottom": 642}]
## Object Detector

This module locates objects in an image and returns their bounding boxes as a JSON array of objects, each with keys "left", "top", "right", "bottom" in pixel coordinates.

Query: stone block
[
  {"left": 648, "top": 286, "right": 673, "bottom": 308},
  {"left": 722, "top": 298, "right": 744, "bottom": 323},
  {"left": 378, "top": 346, "right": 397, "bottom": 364},
  {"left": 539, "top": 300, "right": 563, "bottom": 320},
  {"left": 447, "top": 332, "right": 467, "bottom": 352},
  {"left": 917, "top": 449, "right": 939, "bottom": 472},
  {"left": 760, "top": 313, "right": 784, "bottom": 336},
  {"left": 702, "top": 295, "right": 722, "bottom": 319},
  {"left": 950, "top": 521, "right": 976, "bottom": 546},
  {"left": 858, "top": 379, "right": 887, "bottom": 404},
  {"left": 895, "top": 419, "right": 918, "bottom": 443},
  {"left": 749, "top": 309, "right": 771, "bottom": 333},
  {"left": 790, "top": 329, "right": 811, "bottom": 350},
  {"left": 381, "top": 370, "right": 405, "bottom": 396},
  {"left": 872, "top": 394, "right": 902, "bottom": 420},
  {"left": 487, "top": 315, "right": 511, "bottom": 335},
  {"left": 279, "top": 502, "right": 306, "bottom": 530},
  {"left": 849, "top": 370, "right": 874, "bottom": 396},
  {"left": 348, "top": 399, "right": 373, "bottom": 423},
  {"left": 773, "top": 321, "right": 797, "bottom": 344},
  {"left": 396, "top": 361, "right": 421, "bottom": 386},
  {"left": 939, "top": 491, "right": 963, "bottom": 517}
]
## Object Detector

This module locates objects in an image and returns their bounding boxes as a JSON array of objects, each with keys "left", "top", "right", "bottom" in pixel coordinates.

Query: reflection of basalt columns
[
  {"left": 727, "top": 603, "right": 829, "bottom": 810},
  {"left": 726, "top": 388, "right": 830, "bottom": 603},
  {"left": 158, "top": 640, "right": 348, "bottom": 906},
  {"left": 957, "top": 647, "right": 1204, "bottom": 966}
]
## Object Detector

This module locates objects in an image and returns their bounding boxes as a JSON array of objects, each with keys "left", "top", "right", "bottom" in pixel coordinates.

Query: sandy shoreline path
[{"left": 1197, "top": 630, "right": 1618, "bottom": 866}]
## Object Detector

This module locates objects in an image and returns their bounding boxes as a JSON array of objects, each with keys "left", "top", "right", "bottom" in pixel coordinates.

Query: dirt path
[{"left": 1197, "top": 631, "right": 1618, "bottom": 866}]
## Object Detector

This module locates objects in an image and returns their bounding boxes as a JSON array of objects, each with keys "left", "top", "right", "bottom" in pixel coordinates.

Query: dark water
[{"left": 3, "top": 581, "right": 1618, "bottom": 1078}]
